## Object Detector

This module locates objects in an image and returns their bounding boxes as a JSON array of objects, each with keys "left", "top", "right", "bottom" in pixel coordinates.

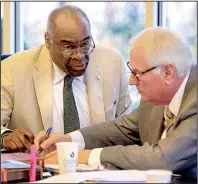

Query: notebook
[{"left": 1, "top": 152, "right": 31, "bottom": 162}]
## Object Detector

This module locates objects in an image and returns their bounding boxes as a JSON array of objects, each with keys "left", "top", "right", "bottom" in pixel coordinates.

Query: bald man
[{"left": 1, "top": 5, "right": 131, "bottom": 151}]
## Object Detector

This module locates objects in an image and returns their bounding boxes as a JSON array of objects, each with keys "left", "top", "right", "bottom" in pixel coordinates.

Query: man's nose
[
  {"left": 72, "top": 47, "right": 85, "bottom": 59},
  {"left": 128, "top": 74, "right": 139, "bottom": 86}
]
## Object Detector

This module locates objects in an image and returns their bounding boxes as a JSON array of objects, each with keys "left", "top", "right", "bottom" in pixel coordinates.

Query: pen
[
  {"left": 38, "top": 127, "right": 52, "bottom": 155},
  {"left": 172, "top": 174, "right": 181, "bottom": 179},
  {"left": 43, "top": 167, "right": 57, "bottom": 175}
]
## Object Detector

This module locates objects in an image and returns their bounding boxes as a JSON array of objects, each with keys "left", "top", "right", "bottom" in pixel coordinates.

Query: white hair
[{"left": 130, "top": 27, "right": 195, "bottom": 77}]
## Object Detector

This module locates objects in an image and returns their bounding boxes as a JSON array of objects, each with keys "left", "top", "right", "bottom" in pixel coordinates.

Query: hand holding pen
[
  {"left": 36, "top": 127, "right": 52, "bottom": 155},
  {"left": 34, "top": 128, "right": 72, "bottom": 155}
]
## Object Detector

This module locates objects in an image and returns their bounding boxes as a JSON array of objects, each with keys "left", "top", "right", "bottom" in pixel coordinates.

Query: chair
[{"left": 1, "top": 54, "right": 12, "bottom": 61}]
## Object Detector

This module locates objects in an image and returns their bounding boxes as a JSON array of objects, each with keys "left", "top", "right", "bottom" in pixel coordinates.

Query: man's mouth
[{"left": 71, "top": 64, "right": 86, "bottom": 70}]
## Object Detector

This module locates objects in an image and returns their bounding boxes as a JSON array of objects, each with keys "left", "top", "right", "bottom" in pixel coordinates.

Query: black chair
[{"left": 1, "top": 54, "right": 12, "bottom": 61}]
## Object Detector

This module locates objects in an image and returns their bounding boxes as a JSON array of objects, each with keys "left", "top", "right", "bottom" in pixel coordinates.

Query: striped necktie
[
  {"left": 63, "top": 75, "right": 80, "bottom": 134},
  {"left": 166, "top": 107, "right": 175, "bottom": 136}
]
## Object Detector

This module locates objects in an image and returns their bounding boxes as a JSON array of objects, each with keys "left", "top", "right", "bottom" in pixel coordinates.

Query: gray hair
[
  {"left": 130, "top": 27, "right": 195, "bottom": 77},
  {"left": 47, "top": 5, "right": 91, "bottom": 34}
]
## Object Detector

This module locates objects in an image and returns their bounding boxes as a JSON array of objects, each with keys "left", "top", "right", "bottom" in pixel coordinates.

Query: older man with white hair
[{"left": 35, "top": 27, "right": 197, "bottom": 178}]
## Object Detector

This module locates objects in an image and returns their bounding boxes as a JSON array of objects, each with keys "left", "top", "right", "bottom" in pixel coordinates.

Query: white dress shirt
[
  {"left": 161, "top": 71, "right": 190, "bottom": 139},
  {"left": 69, "top": 70, "right": 190, "bottom": 168},
  {"left": 52, "top": 62, "right": 90, "bottom": 134}
]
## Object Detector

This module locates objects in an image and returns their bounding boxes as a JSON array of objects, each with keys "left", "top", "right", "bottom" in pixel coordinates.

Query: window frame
[
  {"left": 2, "top": 2, "right": 15, "bottom": 54},
  {"left": 2, "top": 2, "right": 158, "bottom": 54}
]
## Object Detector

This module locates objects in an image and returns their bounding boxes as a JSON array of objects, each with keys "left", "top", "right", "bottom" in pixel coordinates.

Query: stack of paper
[
  {"left": 45, "top": 164, "right": 104, "bottom": 173},
  {"left": 36, "top": 170, "right": 146, "bottom": 183}
]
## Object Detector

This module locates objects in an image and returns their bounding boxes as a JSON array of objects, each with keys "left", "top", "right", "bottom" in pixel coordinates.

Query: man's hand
[
  {"left": 2, "top": 128, "right": 34, "bottom": 151},
  {"left": 34, "top": 131, "right": 72, "bottom": 155}
]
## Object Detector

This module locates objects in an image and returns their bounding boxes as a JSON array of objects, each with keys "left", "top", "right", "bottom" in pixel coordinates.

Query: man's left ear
[
  {"left": 163, "top": 64, "right": 176, "bottom": 85},
  {"left": 45, "top": 32, "right": 51, "bottom": 49}
]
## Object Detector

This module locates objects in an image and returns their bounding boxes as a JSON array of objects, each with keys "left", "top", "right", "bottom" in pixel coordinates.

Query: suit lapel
[
  {"left": 149, "top": 105, "right": 165, "bottom": 144},
  {"left": 33, "top": 45, "right": 53, "bottom": 130},
  {"left": 85, "top": 58, "right": 105, "bottom": 123},
  {"left": 180, "top": 67, "right": 197, "bottom": 111}
]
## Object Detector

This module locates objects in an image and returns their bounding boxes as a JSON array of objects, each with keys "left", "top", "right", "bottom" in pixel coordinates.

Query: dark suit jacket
[{"left": 80, "top": 66, "right": 197, "bottom": 178}]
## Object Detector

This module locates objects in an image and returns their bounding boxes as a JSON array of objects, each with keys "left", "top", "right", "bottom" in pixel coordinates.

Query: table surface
[
  {"left": 1, "top": 151, "right": 197, "bottom": 183},
  {"left": 172, "top": 178, "right": 197, "bottom": 184}
]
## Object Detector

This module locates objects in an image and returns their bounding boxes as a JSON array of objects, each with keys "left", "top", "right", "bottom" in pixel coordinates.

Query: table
[{"left": 172, "top": 177, "right": 197, "bottom": 184}]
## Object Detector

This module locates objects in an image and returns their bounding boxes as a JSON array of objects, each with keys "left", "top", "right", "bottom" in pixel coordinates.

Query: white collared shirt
[
  {"left": 161, "top": 71, "right": 190, "bottom": 139},
  {"left": 69, "top": 70, "right": 190, "bottom": 168},
  {"left": 52, "top": 62, "right": 90, "bottom": 134}
]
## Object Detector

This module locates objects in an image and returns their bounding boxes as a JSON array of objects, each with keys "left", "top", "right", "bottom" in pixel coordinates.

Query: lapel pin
[{"left": 97, "top": 75, "right": 101, "bottom": 80}]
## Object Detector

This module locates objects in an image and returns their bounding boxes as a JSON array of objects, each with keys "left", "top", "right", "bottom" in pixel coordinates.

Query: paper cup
[
  {"left": 56, "top": 142, "right": 79, "bottom": 174},
  {"left": 146, "top": 169, "right": 173, "bottom": 183}
]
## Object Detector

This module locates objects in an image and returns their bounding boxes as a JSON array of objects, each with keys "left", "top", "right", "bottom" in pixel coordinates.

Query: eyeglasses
[
  {"left": 51, "top": 36, "right": 95, "bottom": 57},
  {"left": 127, "top": 61, "right": 158, "bottom": 81}
]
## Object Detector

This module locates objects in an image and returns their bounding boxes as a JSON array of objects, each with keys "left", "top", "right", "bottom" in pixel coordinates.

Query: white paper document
[
  {"left": 36, "top": 170, "right": 146, "bottom": 183},
  {"left": 45, "top": 164, "right": 104, "bottom": 172},
  {"left": 1, "top": 160, "right": 30, "bottom": 169}
]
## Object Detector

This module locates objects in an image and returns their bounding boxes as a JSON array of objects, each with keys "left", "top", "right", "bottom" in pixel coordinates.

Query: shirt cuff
[
  {"left": 1, "top": 126, "right": 13, "bottom": 149},
  {"left": 68, "top": 130, "right": 85, "bottom": 150},
  {"left": 1, "top": 126, "right": 13, "bottom": 135},
  {"left": 88, "top": 148, "right": 104, "bottom": 169}
]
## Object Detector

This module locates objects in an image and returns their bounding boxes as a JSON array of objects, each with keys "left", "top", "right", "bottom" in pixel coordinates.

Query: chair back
[{"left": 1, "top": 54, "right": 12, "bottom": 61}]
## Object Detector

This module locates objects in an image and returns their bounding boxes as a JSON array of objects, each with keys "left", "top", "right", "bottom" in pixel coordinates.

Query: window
[
  {"left": 19, "top": 2, "right": 146, "bottom": 110},
  {"left": 163, "top": 2, "right": 197, "bottom": 57},
  {"left": 1, "top": 3, "right": 3, "bottom": 53},
  {"left": 20, "top": 2, "right": 145, "bottom": 62},
  {"left": 20, "top": 2, "right": 59, "bottom": 50},
  {"left": 1, "top": 2, "right": 15, "bottom": 54},
  {"left": 2, "top": 2, "right": 197, "bottom": 111}
]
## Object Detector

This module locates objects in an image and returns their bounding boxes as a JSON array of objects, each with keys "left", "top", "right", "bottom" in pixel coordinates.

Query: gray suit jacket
[
  {"left": 1, "top": 44, "right": 131, "bottom": 135},
  {"left": 80, "top": 67, "right": 197, "bottom": 178}
]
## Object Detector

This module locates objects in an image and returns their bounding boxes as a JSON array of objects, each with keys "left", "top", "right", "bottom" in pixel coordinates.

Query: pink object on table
[
  {"left": 30, "top": 145, "right": 36, "bottom": 182},
  {"left": 1, "top": 152, "right": 31, "bottom": 162}
]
